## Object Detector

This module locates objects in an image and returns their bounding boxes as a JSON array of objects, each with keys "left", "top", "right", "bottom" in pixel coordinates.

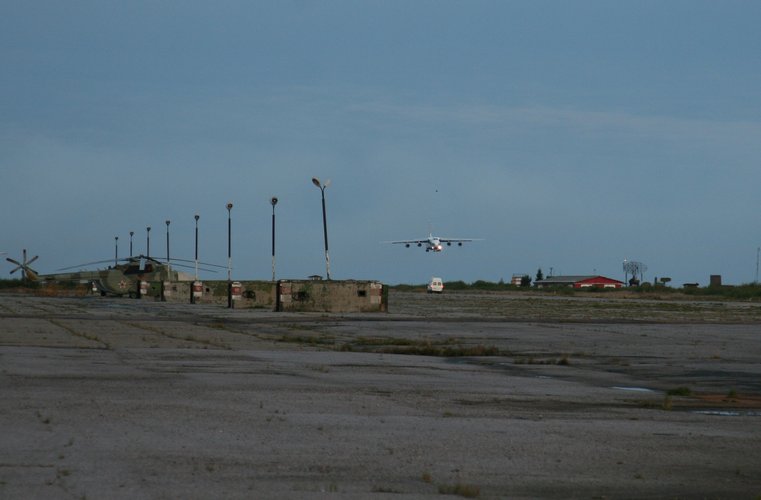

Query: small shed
[{"left": 534, "top": 275, "right": 624, "bottom": 289}]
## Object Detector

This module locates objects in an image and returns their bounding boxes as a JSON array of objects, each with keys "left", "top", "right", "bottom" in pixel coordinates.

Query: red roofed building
[{"left": 534, "top": 275, "right": 624, "bottom": 289}]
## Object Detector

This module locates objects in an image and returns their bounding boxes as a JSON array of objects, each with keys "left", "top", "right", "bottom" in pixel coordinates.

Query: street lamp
[
  {"left": 165, "top": 220, "right": 171, "bottom": 264},
  {"left": 271, "top": 197, "right": 278, "bottom": 281},
  {"left": 114, "top": 236, "right": 118, "bottom": 266},
  {"left": 311, "top": 177, "right": 331, "bottom": 280},
  {"left": 146, "top": 226, "right": 151, "bottom": 258},
  {"left": 129, "top": 231, "right": 134, "bottom": 258},
  {"left": 226, "top": 202, "right": 233, "bottom": 308},
  {"left": 194, "top": 214, "right": 200, "bottom": 281}
]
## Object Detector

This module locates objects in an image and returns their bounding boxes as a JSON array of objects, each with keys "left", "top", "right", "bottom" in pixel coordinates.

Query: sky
[{"left": 2, "top": 1, "right": 761, "bottom": 286}]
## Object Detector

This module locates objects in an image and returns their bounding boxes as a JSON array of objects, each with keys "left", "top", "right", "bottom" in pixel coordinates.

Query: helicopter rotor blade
[
  {"left": 7, "top": 251, "right": 39, "bottom": 279},
  {"left": 57, "top": 258, "right": 122, "bottom": 271},
  {"left": 168, "top": 257, "right": 228, "bottom": 269},
  {"left": 164, "top": 262, "right": 218, "bottom": 273},
  {"left": 197, "top": 267, "right": 219, "bottom": 274}
]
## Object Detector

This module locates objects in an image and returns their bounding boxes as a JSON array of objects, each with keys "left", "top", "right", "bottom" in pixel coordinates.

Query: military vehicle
[{"left": 6, "top": 250, "right": 220, "bottom": 297}]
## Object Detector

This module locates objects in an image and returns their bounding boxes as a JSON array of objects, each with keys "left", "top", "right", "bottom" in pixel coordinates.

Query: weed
[
  {"left": 421, "top": 472, "right": 433, "bottom": 484},
  {"left": 662, "top": 395, "right": 673, "bottom": 411},
  {"left": 514, "top": 355, "right": 571, "bottom": 365},
  {"left": 727, "top": 388, "right": 738, "bottom": 399},
  {"left": 373, "top": 486, "right": 400, "bottom": 493},
  {"left": 666, "top": 387, "right": 692, "bottom": 397},
  {"left": 377, "top": 343, "right": 501, "bottom": 357},
  {"left": 49, "top": 319, "right": 108, "bottom": 349},
  {"left": 438, "top": 482, "right": 480, "bottom": 498}
]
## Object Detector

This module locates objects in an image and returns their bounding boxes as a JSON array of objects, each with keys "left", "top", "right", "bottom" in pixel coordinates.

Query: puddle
[
  {"left": 611, "top": 386, "right": 655, "bottom": 393},
  {"left": 692, "top": 410, "right": 761, "bottom": 417}
]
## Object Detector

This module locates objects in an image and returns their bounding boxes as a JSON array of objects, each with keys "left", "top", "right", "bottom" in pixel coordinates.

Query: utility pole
[{"left": 271, "top": 197, "right": 278, "bottom": 281}]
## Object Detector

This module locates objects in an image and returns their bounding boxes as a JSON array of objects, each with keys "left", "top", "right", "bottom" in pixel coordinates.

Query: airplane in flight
[{"left": 386, "top": 233, "right": 481, "bottom": 253}]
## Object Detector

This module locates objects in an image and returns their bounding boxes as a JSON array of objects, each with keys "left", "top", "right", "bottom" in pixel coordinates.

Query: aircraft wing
[
  {"left": 386, "top": 239, "right": 427, "bottom": 245},
  {"left": 438, "top": 238, "right": 481, "bottom": 243}
]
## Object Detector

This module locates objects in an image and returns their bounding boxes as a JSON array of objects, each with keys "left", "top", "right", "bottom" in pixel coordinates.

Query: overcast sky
[{"left": 2, "top": 1, "right": 760, "bottom": 285}]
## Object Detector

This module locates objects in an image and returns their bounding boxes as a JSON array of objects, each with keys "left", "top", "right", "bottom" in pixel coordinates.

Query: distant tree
[
  {"left": 520, "top": 275, "right": 531, "bottom": 287},
  {"left": 535, "top": 268, "right": 544, "bottom": 282}
]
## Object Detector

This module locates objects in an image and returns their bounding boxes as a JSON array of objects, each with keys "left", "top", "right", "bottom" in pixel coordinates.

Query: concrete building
[
  {"left": 152, "top": 279, "right": 387, "bottom": 313},
  {"left": 510, "top": 274, "right": 530, "bottom": 286},
  {"left": 534, "top": 275, "right": 624, "bottom": 289}
]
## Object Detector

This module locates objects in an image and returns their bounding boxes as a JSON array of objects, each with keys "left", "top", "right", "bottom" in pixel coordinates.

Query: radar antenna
[{"left": 623, "top": 259, "right": 647, "bottom": 286}]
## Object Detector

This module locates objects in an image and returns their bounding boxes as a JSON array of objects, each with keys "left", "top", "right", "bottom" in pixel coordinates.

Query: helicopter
[{"left": 6, "top": 250, "right": 221, "bottom": 297}]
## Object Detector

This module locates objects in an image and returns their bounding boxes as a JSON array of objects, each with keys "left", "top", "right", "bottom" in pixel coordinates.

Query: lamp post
[
  {"left": 129, "top": 231, "right": 134, "bottom": 258},
  {"left": 311, "top": 177, "right": 331, "bottom": 280},
  {"left": 271, "top": 197, "right": 278, "bottom": 281},
  {"left": 146, "top": 226, "right": 151, "bottom": 258},
  {"left": 226, "top": 202, "right": 233, "bottom": 308},
  {"left": 114, "top": 236, "right": 118, "bottom": 267},
  {"left": 165, "top": 220, "right": 171, "bottom": 264},
  {"left": 194, "top": 214, "right": 200, "bottom": 281}
]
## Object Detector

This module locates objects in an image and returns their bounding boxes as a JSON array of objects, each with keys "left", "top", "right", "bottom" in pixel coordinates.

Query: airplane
[
  {"left": 386, "top": 233, "right": 481, "bottom": 253},
  {"left": 6, "top": 250, "right": 222, "bottom": 297}
]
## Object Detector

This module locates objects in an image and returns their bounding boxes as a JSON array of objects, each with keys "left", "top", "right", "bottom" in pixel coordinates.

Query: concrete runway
[{"left": 1, "top": 291, "right": 760, "bottom": 498}]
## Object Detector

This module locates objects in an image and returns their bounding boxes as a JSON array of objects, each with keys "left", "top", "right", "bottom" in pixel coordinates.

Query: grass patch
[
  {"left": 376, "top": 343, "right": 501, "bottom": 357},
  {"left": 48, "top": 319, "right": 109, "bottom": 349},
  {"left": 514, "top": 354, "right": 571, "bottom": 365},
  {"left": 438, "top": 482, "right": 481, "bottom": 498},
  {"left": 666, "top": 387, "right": 692, "bottom": 397},
  {"left": 280, "top": 334, "right": 506, "bottom": 358},
  {"left": 352, "top": 337, "right": 501, "bottom": 356}
]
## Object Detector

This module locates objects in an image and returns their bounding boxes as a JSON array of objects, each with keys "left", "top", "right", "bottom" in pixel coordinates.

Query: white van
[{"left": 427, "top": 277, "right": 444, "bottom": 293}]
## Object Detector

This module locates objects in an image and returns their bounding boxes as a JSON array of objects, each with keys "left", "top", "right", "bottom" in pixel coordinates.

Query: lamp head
[{"left": 271, "top": 197, "right": 278, "bottom": 206}]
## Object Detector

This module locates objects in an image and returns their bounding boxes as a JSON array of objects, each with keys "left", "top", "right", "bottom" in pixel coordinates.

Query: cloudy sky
[{"left": 2, "top": 1, "right": 760, "bottom": 285}]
